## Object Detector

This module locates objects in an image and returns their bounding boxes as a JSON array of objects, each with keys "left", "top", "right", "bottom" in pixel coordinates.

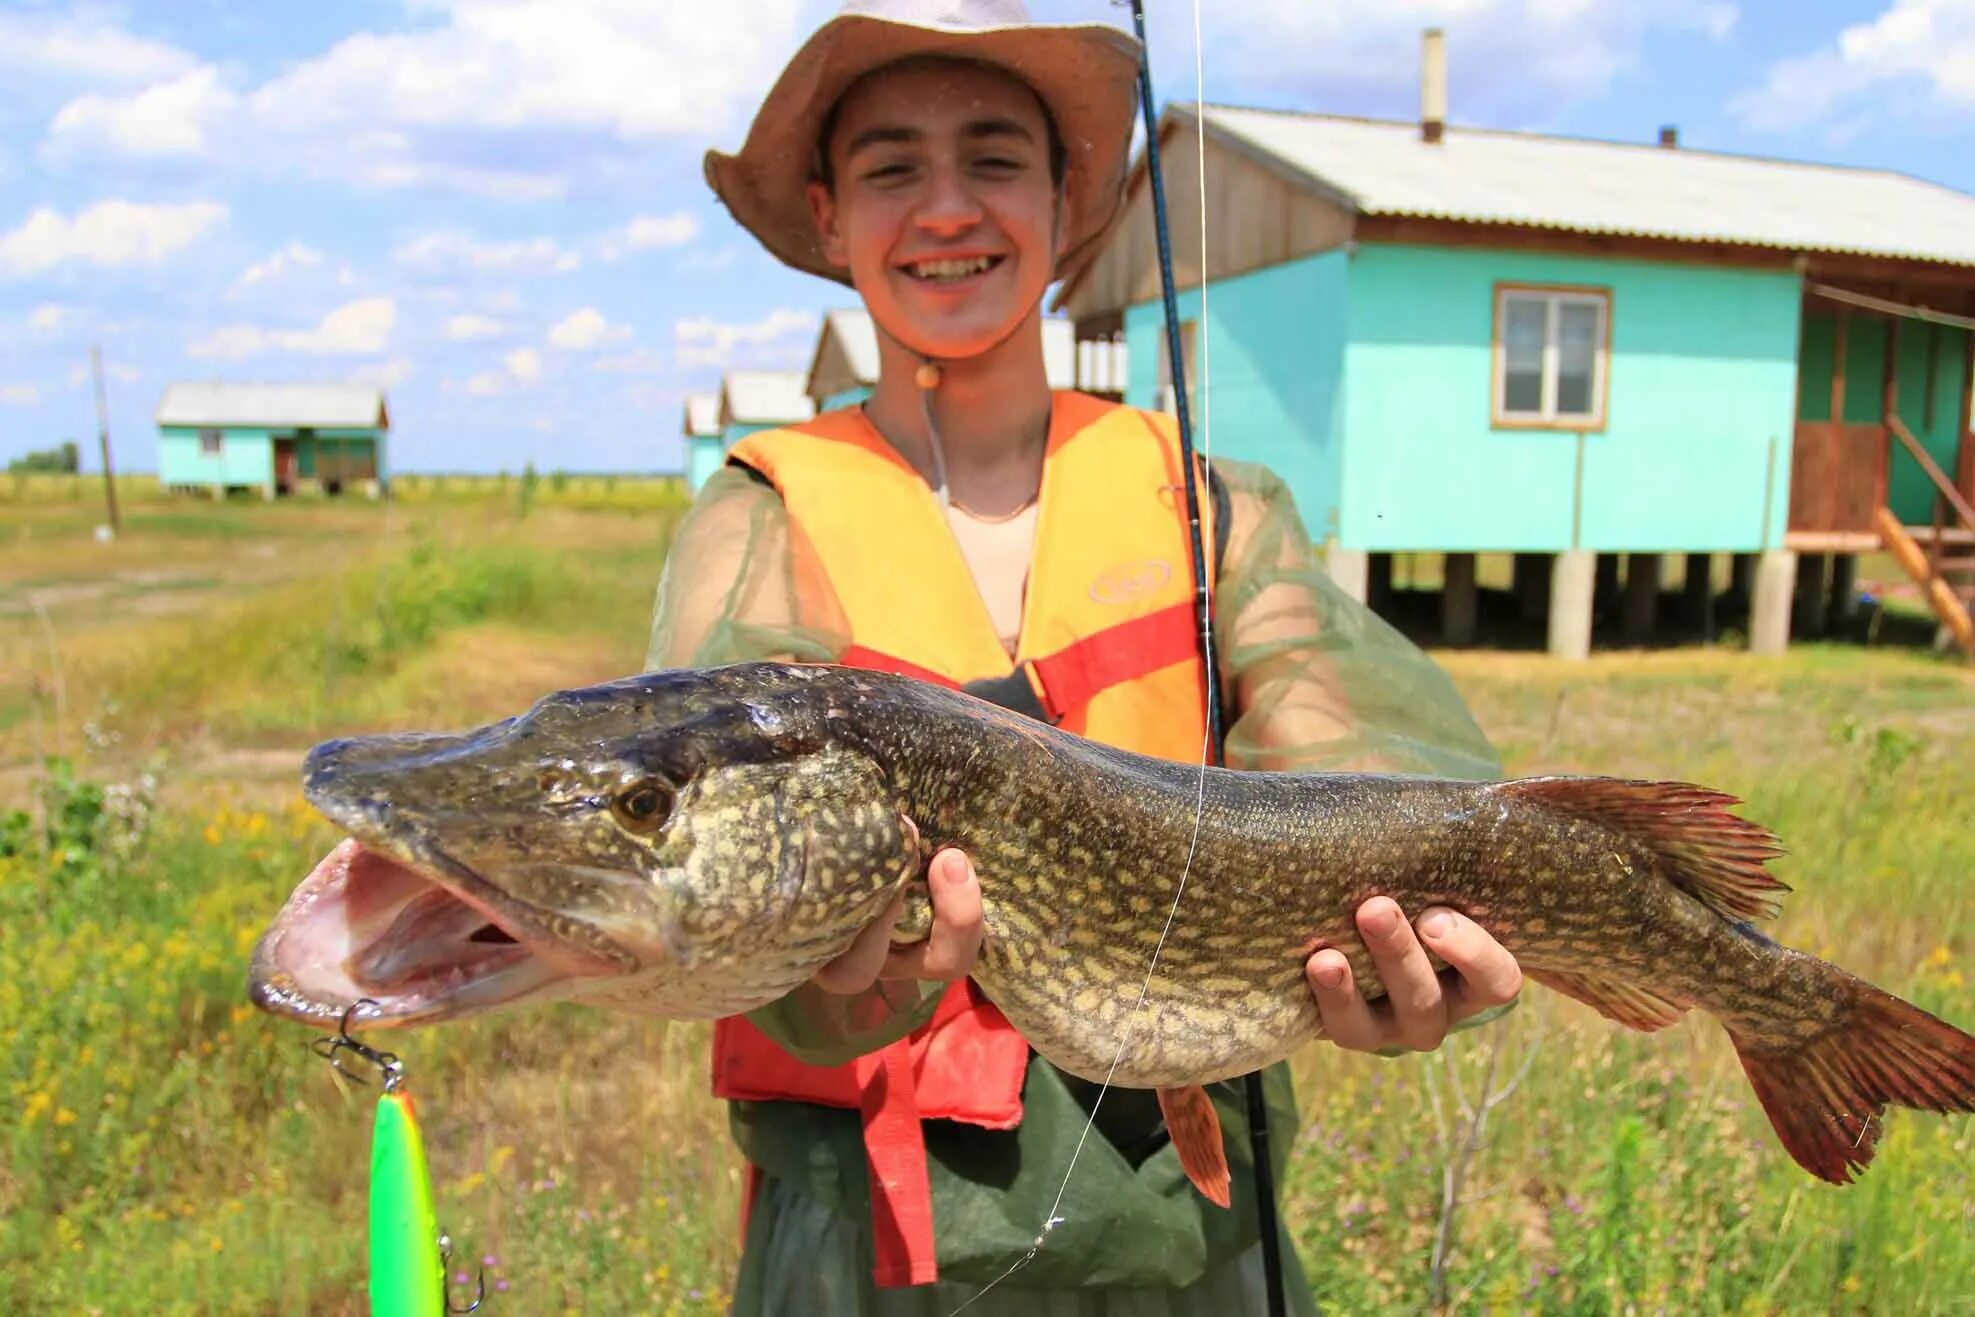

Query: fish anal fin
[
  {"left": 1157, "top": 1085, "right": 1231, "bottom": 1209},
  {"left": 1500, "top": 778, "right": 1789, "bottom": 923},
  {"left": 1528, "top": 967, "right": 1688, "bottom": 1032}
]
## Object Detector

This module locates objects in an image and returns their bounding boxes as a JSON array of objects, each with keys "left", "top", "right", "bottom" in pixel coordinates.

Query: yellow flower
[
  {"left": 1925, "top": 945, "right": 1952, "bottom": 969},
  {"left": 1842, "top": 1275, "right": 1862, "bottom": 1294},
  {"left": 54, "top": 1106, "right": 76, "bottom": 1126},
  {"left": 23, "top": 1089, "right": 52, "bottom": 1125},
  {"left": 210, "top": 1237, "right": 224, "bottom": 1253},
  {"left": 203, "top": 825, "right": 221, "bottom": 845},
  {"left": 1947, "top": 970, "right": 1965, "bottom": 990}
]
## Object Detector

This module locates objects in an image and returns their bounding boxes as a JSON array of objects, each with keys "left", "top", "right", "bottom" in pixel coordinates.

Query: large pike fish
[{"left": 250, "top": 661, "right": 1975, "bottom": 1204}]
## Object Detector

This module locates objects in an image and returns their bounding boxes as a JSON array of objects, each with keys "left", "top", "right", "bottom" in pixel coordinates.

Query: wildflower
[
  {"left": 55, "top": 1106, "right": 76, "bottom": 1126},
  {"left": 210, "top": 1238, "right": 224, "bottom": 1253},
  {"left": 1926, "top": 945, "right": 1952, "bottom": 969}
]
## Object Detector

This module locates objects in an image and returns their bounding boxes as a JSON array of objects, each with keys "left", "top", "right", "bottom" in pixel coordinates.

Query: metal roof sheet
[
  {"left": 155, "top": 381, "right": 387, "bottom": 428},
  {"left": 683, "top": 393, "right": 720, "bottom": 436},
  {"left": 720, "top": 370, "right": 816, "bottom": 425},
  {"left": 1193, "top": 105, "right": 1975, "bottom": 269}
]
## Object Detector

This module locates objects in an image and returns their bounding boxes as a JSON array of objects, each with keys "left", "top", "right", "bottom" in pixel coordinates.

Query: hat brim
[{"left": 704, "top": 14, "right": 1142, "bottom": 287}]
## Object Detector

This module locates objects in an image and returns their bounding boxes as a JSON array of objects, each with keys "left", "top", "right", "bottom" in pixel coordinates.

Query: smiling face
[{"left": 807, "top": 57, "right": 1069, "bottom": 362}]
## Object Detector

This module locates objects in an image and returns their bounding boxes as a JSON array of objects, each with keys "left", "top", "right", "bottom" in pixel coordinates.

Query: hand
[
  {"left": 810, "top": 848, "right": 985, "bottom": 995},
  {"left": 1305, "top": 897, "right": 1522, "bottom": 1053}
]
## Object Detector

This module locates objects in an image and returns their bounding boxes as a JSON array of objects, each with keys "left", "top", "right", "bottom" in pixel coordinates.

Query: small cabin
[
  {"left": 682, "top": 393, "right": 722, "bottom": 493},
  {"left": 720, "top": 370, "right": 815, "bottom": 448},
  {"left": 1055, "top": 51, "right": 1975, "bottom": 660},
  {"left": 155, "top": 382, "right": 389, "bottom": 499},
  {"left": 802, "top": 307, "right": 1128, "bottom": 411}
]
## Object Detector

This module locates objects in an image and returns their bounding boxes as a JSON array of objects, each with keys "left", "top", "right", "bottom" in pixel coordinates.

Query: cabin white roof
[
  {"left": 720, "top": 370, "right": 815, "bottom": 426},
  {"left": 1192, "top": 104, "right": 1975, "bottom": 269},
  {"left": 155, "top": 381, "right": 388, "bottom": 428},
  {"left": 683, "top": 393, "right": 721, "bottom": 437}
]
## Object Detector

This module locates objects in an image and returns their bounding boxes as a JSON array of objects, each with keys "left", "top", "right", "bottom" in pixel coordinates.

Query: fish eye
[{"left": 610, "top": 779, "right": 674, "bottom": 832}]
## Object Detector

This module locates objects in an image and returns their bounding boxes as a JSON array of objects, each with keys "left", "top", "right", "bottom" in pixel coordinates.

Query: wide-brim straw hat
[{"left": 704, "top": 0, "right": 1143, "bottom": 287}]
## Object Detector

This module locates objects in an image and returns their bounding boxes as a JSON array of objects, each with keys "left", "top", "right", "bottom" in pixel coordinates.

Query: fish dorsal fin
[
  {"left": 1528, "top": 967, "right": 1688, "bottom": 1032},
  {"left": 1157, "top": 1084, "right": 1231, "bottom": 1209},
  {"left": 1498, "top": 778, "right": 1789, "bottom": 923}
]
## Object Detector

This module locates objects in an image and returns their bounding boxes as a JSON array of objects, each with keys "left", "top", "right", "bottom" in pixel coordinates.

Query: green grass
[{"left": 1, "top": 500, "right": 1971, "bottom": 1313}]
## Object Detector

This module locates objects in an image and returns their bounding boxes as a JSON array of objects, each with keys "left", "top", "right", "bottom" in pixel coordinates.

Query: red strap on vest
[
  {"left": 846, "top": 599, "right": 1199, "bottom": 723},
  {"left": 855, "top": 1039, "right": 939, "bottom": 1287}
]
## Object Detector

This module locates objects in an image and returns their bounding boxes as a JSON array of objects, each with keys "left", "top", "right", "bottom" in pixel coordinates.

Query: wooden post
[
  {"left": 1880, "top": 315, "right": 1900, "bottom": 516},
  {"left": 1685, "top": 553, "right": 1715, "bottom": 641},
  {"left": 1441, "top": 552, "right": 1478, "bottom": 646},
  {"left": 89, "top": 345, "right": 121, "bottom": 535},
  {"left": 1623, "top": 554, "right": 1660, "bottom": 643},
  {"left": 1827, "top": 310, "right": 1849, "bottom": 533}
]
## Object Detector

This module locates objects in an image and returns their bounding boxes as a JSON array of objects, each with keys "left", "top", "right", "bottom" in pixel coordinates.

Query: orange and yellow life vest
[{"left": 713, "top": 390, "right": 1222, "bottom": 1287}]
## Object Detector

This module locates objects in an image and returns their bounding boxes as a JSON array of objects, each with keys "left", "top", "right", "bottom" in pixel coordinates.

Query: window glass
[
  {"left": 1555, "top": 301, "right": 1601, "bottom": 417},
  {"left": 1501, "top": 298, "right": 1546, "bottom": 414}
]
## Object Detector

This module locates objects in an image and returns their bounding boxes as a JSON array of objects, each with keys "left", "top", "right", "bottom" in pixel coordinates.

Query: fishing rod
[{"left": 1121, "top": 3, "right": 1289, "bottom": 1315}]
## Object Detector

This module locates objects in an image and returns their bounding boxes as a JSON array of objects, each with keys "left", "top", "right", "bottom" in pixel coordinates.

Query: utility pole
[{"left": 90, "top": 344, "right": 121, "bottom": 536}]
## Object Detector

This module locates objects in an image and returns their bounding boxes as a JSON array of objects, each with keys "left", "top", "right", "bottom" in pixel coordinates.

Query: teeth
[{"left": 911, "top": 256, "right": 993, "bottom": 280}]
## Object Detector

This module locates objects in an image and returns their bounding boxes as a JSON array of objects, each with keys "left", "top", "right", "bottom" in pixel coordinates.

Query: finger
[
  {"left": 1358, "top": 897, "right": 1446, "bottom": 1051},
  {"left": 814, "top": 889, "right": 904, "bottom": 995},
  {"left": 883, "top": 849, "right": 984, "bottom": 981},
  {"left": 1304, "top": 948, "right": 1387, "bottom": 1052},
  {"left": 1415, "top": 908, "right": 1523, "bottom": 1025}
]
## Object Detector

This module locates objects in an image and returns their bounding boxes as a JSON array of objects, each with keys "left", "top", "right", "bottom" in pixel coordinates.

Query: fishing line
[{"left": 949, "top": 2, "right": 1219, "bottom": 1309}]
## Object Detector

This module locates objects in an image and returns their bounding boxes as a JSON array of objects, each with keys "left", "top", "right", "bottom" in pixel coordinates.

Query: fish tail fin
[
  {"left": 1729, "top": 961, "right": 1975, "bottom": 1184},
  {"left": 1500, "top": 777, "right": 1789, "bottom": 922}
]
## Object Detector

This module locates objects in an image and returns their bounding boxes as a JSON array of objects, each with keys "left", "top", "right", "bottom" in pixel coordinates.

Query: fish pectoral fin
[
  {"left": 1157, "top": 1084, "right": 1232, "bottom": 1209},
  {"left": 1528, "top": 967, "right": 1687, "bottom": 1032}
]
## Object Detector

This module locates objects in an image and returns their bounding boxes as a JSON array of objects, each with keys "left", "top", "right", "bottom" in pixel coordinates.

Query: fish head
[{"left": 248, "top": 664, "right": 926, "bottom": 1031}]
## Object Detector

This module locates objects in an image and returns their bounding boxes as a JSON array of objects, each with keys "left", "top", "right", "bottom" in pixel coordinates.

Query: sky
[{"left": 2, "top": 0, "right": 1973, "bottom": 476}]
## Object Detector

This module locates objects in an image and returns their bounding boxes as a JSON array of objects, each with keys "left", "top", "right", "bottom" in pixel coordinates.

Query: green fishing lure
[{"left": 314, "top": 1001, "right": 482, "bottom": 1316}]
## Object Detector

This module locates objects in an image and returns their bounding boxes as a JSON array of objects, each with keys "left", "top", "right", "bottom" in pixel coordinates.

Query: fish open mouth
[{"left": 248, "top": 837, "right": 603, "bottom": 1028}]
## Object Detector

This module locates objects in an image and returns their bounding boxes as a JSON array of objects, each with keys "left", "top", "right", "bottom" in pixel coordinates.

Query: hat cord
[{"left": 914, "top": 361, "right": 953, "bottom": 513}]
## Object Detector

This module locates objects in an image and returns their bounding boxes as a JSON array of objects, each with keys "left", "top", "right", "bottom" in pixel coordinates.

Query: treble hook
[
  {"left": 439, "top": 1232, "right": 487, "bottom": 1314},
  {"left": 309, "top": 998, "right": 406, "bottom": 1092}
]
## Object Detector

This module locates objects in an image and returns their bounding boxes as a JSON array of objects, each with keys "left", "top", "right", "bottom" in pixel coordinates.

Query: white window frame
[
  {"left": 1492, "top": 284, "right": 1611, "bottom": 431},
  {"left": 198, "top": 428, "right": 223, "bottom": 455}
]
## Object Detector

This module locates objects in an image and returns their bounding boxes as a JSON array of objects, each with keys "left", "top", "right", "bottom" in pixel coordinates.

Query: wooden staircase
[{"left": 1876, "top": 415, "right": 1975, "bottom": 659}]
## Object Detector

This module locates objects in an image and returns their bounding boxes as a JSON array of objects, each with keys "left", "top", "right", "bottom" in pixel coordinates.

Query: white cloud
[
  {"left": 593, "top": 347, "right": 669, "bottom": 374},
  {"left": 189, "top": 297, "right": 398, "bottom": 359},
  {"left": 674, "top": 307, "right": 819, "bottom": 368},
  {"left": 465, "top": 344, "right": 541, "bottom": 396},
  {"left": 30, "top": 304, "right": 71, "bottom": 332},
  {"left": 394, "top": 230, "right": 580, "bottom": 275},
  {"left": 236, "top": 242, "right": 326, "bottom": 289},
  {"left": 48, "top": 65, "right": 235, "bottom": 156},
  {"left": 42, "top": 0, "right": 805, "bottom": 197},
  {"left": 351, "top": 358, "right": 414, "bottom": 389},
  {"left": 64, "top": 361, "right": 141, "bottom": 387},
  {"left": 505, "top": 347, "right": 542, "bottom": 383},
  {"left": 0, "top": 200, "right": 227, "bottom": 277},
  {"left": 0, "top": 10, "right": 197, "bottom": 87},
  {"left": 548, "top": 306, "right": 630, "bottom": 350},
  {"left": 445, "top": 313, "right": 507, "bottom": 341},
  {"left": 0, "top": 383, "right": 41, "bottom": 405},
  {"left": 1729, "top": 0, "right": 1975, "bottom": 135},
  {"left": 596, "top": 212, "right": 700, "bottom": 261}
]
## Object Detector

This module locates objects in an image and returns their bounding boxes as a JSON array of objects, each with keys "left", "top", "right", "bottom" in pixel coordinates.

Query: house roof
[
  {"left": 155, "top": 381, "right": 389, "bottom": 428},
  {"left": 1189, "top": 104, "right": 1975, "bottom": 270},
  {"left": 683, "top": 393, "right": 720, "bottom": 437},
  {"left": 720, "top": 370, "right": 816, "bottom": 426}
]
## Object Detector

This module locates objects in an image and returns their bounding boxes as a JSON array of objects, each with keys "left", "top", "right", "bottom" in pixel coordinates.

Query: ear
[{"left": 806, "top": 180, "right": 850, "bottom": 270}]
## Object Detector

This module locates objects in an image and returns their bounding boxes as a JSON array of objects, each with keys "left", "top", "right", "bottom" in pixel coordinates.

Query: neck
[{"left": 863, "top": 309, "right": 1053, "bottom": 517}]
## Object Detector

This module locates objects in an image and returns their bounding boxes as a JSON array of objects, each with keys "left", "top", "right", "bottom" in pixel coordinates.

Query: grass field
[{"left": 2, "top": 478, "right": 1971, "bottom": 1314}]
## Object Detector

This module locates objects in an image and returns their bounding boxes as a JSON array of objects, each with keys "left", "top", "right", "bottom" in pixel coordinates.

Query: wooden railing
[{"left": 1882, "top": 415, "right": 1975, "bottom": 657}]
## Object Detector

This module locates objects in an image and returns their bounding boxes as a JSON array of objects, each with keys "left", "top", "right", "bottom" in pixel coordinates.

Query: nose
[{"left": 914, "top": 160, "right": 984, "bottom": 238}]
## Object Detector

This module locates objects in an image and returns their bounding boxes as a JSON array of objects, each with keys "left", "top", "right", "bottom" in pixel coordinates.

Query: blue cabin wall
[
  {"left": 1122, "top": 250, "right": 1351, "bottom": 541},
  {"left": 157, "top": 425, "right": 275, "bottom": 489},
  {"left": 1340, "top": 244, "right": 1802, "bottom": 553}
]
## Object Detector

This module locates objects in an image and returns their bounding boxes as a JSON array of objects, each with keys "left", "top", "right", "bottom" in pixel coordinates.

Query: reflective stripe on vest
[{"left": 713, "top": 391, "right": 1218, "bottom": 1287}]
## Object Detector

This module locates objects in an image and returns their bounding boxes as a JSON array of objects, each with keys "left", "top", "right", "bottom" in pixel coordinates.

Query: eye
[{"left": 610, "top": 779, "right": 674, "bottom": 832}]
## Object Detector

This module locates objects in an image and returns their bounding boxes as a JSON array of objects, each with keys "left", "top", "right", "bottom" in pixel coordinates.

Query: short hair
[{"left": 812, "top": 54, "right": 1068, "bottom": 193}]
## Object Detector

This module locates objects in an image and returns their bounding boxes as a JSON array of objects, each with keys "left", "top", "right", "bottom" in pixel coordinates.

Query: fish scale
[{"left": 251, "top": 660, "right": 1975, "bottom": 1196}]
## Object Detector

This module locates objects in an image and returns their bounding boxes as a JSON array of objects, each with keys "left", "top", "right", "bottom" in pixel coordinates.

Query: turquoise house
[
  {"left": 803, "top": 307, "right": 1126, "bottom": 412},
  {"left": 1057, "top": 80, "right": 1975, "bottom": 659},
  {"left": 683, "top": 393, "right": 722, "bottom": 493},
  {"left": 155, "top": 382, "right": 388, "bottom": 498}
]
